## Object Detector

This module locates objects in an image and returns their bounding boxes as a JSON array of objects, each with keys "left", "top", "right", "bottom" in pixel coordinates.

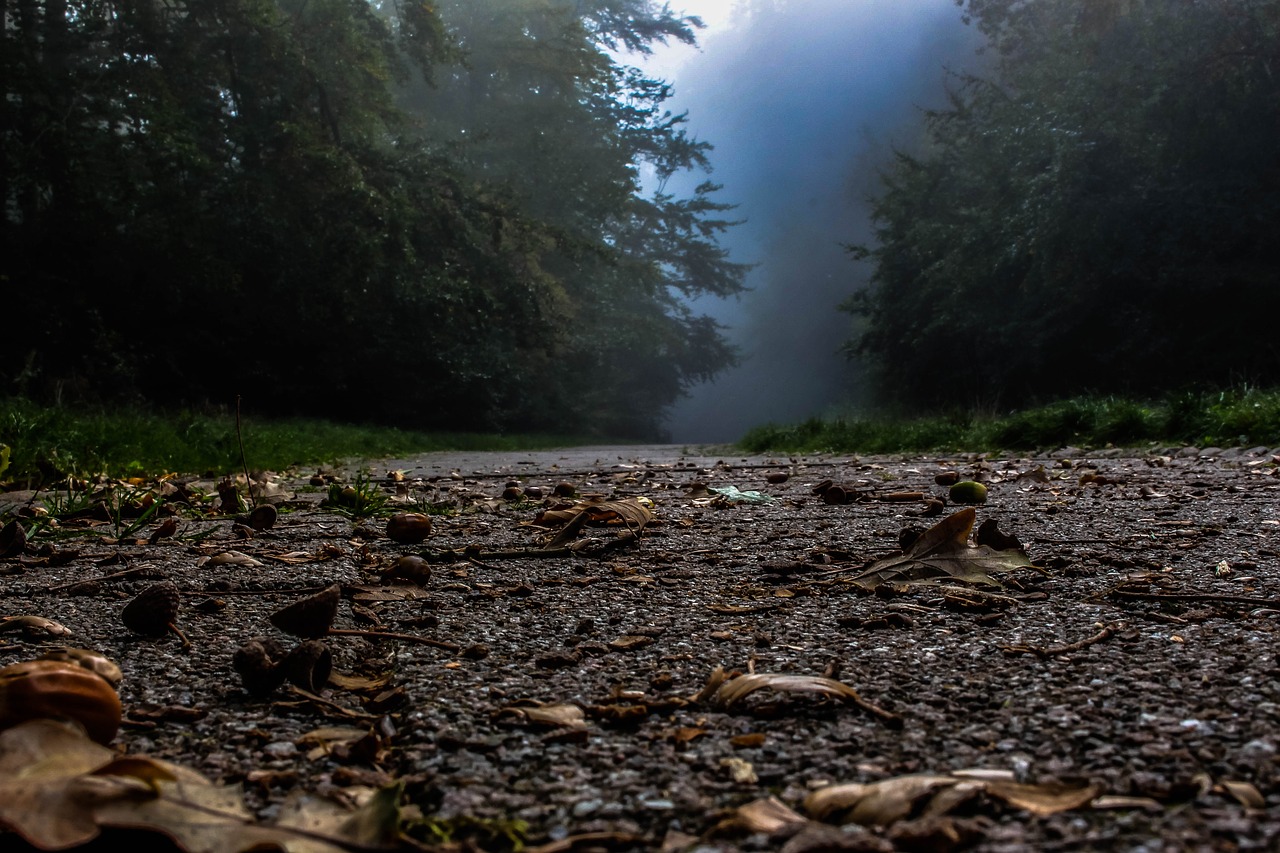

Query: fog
[{"left": 644, "top": 0, "right": 982, "bottom": 442}]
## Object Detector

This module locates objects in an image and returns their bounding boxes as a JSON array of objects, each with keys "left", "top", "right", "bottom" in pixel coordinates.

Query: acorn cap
[
  {"left": 246, "top": 503, "right": 278, "bottom": 531},
  {"left": 283, "top": 639, "right": 332, "bottom": 693},
  {"left": 121, "top": 581, "right": 181, "bottom": 637},
  {"left": 232, "top": 638, "right": 289, "bottom": 697},
  {"left": 270, "top": 584, "right": 340, "bottom": 638}
]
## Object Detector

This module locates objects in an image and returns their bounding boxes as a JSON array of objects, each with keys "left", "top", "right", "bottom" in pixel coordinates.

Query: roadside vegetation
[
  {"left": 0, "top": 399, "right": 582, "bottom": 487},
  {"left": 738, "top": 389, "right": 1280, "bottom": 456}
]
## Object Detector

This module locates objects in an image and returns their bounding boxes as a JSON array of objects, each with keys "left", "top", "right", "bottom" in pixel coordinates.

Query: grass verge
[
  {"left": 737, "top": 389, "right": 1280, "bottom": 456},
  {"left": 0, "top": 399, "right": 585, "bottom": 487}
]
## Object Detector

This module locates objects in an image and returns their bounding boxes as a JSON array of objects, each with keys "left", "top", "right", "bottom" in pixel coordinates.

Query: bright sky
[{"left": 641, "top": 0, "right": 743, "bottom": 78}]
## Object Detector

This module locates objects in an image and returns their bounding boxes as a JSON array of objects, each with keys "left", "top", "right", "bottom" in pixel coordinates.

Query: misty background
[{"left": 645, "top": 0, "right": 981, "bottom": 442}]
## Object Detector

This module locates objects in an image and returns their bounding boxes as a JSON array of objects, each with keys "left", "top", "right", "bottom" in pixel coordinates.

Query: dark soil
[{"left": 2, "top": 444, "right": 1278, "bottom": 852}]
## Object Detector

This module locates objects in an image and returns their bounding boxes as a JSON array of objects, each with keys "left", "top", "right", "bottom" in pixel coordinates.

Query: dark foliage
[
  {"left": 847, "top": 0, "right": 1280, "bottom": 411},
  {"left": 1, "top": 0, "right": 745, "bottom": 438}
]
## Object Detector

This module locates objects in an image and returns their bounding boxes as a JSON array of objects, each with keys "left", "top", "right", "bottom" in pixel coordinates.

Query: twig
[
  {"left": 45, "top": 564, "right": 158, "bottom": 591},
  {"left": 1107, "top": 589, "right": 1280, "bottom": 608},
  {"left": 849, "top": 692, "right": 904, "bottom": 729},
  {"left": 236, "top": 395, "right": 256, "bottom": 509},
  {"left": 1001, "top": 624, "right": 1117, "bottom": 659},
  {"left": 327, "top": 628, "right": 459, "bottom": 652}
]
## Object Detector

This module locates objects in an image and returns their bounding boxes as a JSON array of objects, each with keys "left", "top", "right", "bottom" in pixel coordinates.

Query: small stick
[
  {"left": 1001, "top": 624, "right": 1117, "bottom": 659},
  {"left": 1107, "top": 589, "right": 1280, "bottom": 608},
  {"left": 326, "top": 628, "right": 459, "bottom": 652},
  {"left": 236, "top": 395, "right": 256, "bottom": 509},
  {"left": 45, "top": 564, "right": 157, "bottom": 591},
  {"left": 168, "top": 622, "right": 193, "bottom": 650},
  {"left": 848, "top": 691, "right": 904, "bottom": 729}
]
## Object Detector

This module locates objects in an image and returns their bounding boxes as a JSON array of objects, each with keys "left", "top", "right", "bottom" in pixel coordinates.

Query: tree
[
  {"left": 3, "top": 0, "right": 744, "bottom": 438},
  {"left": 400, "top": 0, "right": 748, "bottom": 436},
  {"left": 848, "top": 0, "right": 1280, "bottom": 411}
]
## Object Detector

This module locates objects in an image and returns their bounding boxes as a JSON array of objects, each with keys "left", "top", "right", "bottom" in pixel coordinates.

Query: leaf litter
[{"left": 0, "top": 447, "right": 1278, "bottom": 851}]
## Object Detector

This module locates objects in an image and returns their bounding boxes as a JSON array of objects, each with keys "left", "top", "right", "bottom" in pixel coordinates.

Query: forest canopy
[
  {"left": 1, "top": 0, "right": 747, "bottom": 438},
  {"left": 848, "top": 0, "right": 1280, "bottom": 411}
]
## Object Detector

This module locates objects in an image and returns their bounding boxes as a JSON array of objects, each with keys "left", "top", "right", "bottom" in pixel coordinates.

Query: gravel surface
[{"left": 1, "top": 444, "right": 1278, "bottom": 852}]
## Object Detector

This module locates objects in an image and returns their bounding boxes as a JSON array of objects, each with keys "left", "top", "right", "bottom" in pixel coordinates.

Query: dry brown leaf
[
  {"left": 0, "top": 719, "right": 402, "bottom": 852},
  {"left": 710, "top": 673, "right": 862, "bottom": 710},
  {"left": 1218, "top": 779, "right": 1265, "bottom": 809},
  {"left": 204, "top": 550, "right": 263, "bottom": 567},
  {"left": 851, "top": 508, "right": 1036, "bottom": 589},
  {"left": 983, "top": 779, "right": 1101, "bottom": 815},
  {"left": 541, "top": 498, "right": 653, "bottom": 549},
  {"left": 0, "top": 615, "right": 73, "bottom": 637},
  {"left": 497, "top": 703, "right": 587, "bottom": 730},
  {"left": 327, "top": 671, "right": 394, "bottom": 692},
  {"left": 805, "top": 773, "right": 1102, "bottom": 828},
  {"left": 719, "top": 796, "right": 810, "bottom": 835},
  {"left": 805, "top": 776, "right": 968, "bottom": 827}
]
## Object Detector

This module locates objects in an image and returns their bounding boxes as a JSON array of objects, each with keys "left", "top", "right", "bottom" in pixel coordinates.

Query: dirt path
[{"left": 1, "top": 444, "right": 1277, "bottom": 851}]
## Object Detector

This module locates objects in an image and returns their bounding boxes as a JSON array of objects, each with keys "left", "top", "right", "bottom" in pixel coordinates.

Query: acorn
[
  {"left": 382, "top": 555, "right": 432, "bottom": 586},
  {"left": 386, "top": 512, "right": 432, "bottom": 544},
  {"left": 246, "top": 503, "right": 278, "bottom": 531},
  {"left": 122, "top": 581, "right": 190, "bottom": 647},
  {"left": 37, "top": 648, "right": 123, "bottom": 687},
  {"left": 934, "top": 471, "right": 961, "bottom": 486},
  {"left": 0, "top": 659, "right": 122, "bottom": 745},
  {"left": 283, "top": 639, "right": 332, "bottom": 693},
  {"left": 232, "top": 637, "right": 289, "bottom": 697},
  {"left": 949, "top": 480, "right": 989, "bottom": 504},
  {"left": 270, "top": 584, "right": 340, "bottom": 638}
]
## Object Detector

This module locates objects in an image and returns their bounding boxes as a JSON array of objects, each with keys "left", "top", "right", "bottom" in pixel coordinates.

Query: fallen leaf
[
  {"left": 716, "top": 796, "right": 810, "bottom": 835},
  {"left": 0, "top": 719, "right": 400, "bottom": 852},
  {"left": 496, "top": 703, "right": 587, "bottom": 730},
  {"left": 805, "top": 776, "right": 972, "bottom": 827},
  {"left": 1218, "top": 779, "right": 1265, "bottom": 809},
  {"left": 0, "top": 615, "right": 72, "bottom": 638},
  {"left": 850, "top": 508, "right": 1036, "bottom": 589},
  {"left": 805, "top": 773, "right": 1101, "bottom": 827},
  {"left": 204, "top": 550, "right": 263, "bottom": 567}
]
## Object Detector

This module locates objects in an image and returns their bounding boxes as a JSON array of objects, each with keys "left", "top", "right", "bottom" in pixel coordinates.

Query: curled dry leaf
[
  {"left": 715, "top": 796, "right": 809, "bottom": 836},
  {"left": 851, "top": 508, "right": 1035, "bottom": 589},
  {"left": 206, "top": 550, "right": 264, "bottom": 567},
  {"left": 147, "top": 517, "right": 178, "bottom": 544},
  {"left": 804, "top": 774, "right": 1102, "bottom": 827},
  {"left": 0, "top": 719, "right": 402, "bottom": 852},
  {"left": 540, "top": 497, "right": 654, "bottom": 549},
  {"left": 1218, "top": 780, "right": 1265, "bottom": 810},
  {"left": 702, "top": 670, "right": 902, "bottom": 726},
  {"left": 496, "top": 702, "right": 587, "bottom": 730},
  {"left": 0, "top": 615, "right": 73, "bottom": 638}
]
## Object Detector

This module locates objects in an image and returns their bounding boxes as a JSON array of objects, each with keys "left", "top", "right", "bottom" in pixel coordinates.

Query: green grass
[
  {"left": 0, "top": 398, "right": 585, "bottom": 486},
  {"left": 738, "top": 389, "right": 1280, "bottom": 455}
]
